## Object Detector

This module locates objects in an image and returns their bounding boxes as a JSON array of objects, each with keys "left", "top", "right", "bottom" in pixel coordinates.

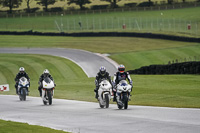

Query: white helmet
[
  {"left": 19, "top": 67, "right": 25, "bottom": 72},
  {"left": 43, "top": 69, "right": 49, "bottom": 74}
]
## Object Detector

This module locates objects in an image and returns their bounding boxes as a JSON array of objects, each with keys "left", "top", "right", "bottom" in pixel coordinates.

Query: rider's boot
[
  {"left": 39, "top": 89, "right": 42, "bottom": 97},
  {"left": 129, "top": 94, "right": 132, "bottom": 101},
  {"left": 113, "top": 91, "right": 116, "bottom": 102},
  {"left": 94, "top": 88, "right": 99, "bottom": 99},
  {"left": 27, "top": 88, "right": 29, "bottom": 95},
  {"left": 113, "top": 96, "right": 116, "bottom": 102},
  {"left": 38, "top": 86, "right": 42, "bottom": 97},
  {"left": 95, "top": 92, "right": 98, "bottom": 99}
]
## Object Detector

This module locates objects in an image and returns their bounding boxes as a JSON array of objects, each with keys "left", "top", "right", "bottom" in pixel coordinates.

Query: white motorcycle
[
  {"left": 97, "top": 79, "right": 113, "bottom": 108},
  {"left": 18, "top": 77, "right": 30, "bottom": 101},
  {"left": 116, "top": 80, "right": 132, "bottom": 109},
  {"left": 42, "top": 77, "right": 55, "bottom": 105}
]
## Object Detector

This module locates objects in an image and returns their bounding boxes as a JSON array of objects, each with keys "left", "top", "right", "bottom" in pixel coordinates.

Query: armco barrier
[
  {"left": 128, "top": 61, "right": 200, "bottom": 75},
  {"left": 0, "top": 31, "right": 200, "bottom": 43}
]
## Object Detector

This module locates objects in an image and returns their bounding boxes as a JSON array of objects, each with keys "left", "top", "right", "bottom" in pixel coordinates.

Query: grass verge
[
  {"left": 0, "top": 119, "right": 67, "bottom": 133},
  {"left": 0, "top": 35, "right": 197, "bottom": 53}
]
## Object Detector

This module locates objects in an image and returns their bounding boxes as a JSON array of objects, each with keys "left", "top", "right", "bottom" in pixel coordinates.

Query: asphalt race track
[
  {"left": 0, "top": 95, "right": 200, "bottom": 133},
  {"left": 0, "top": 48, "right": 118, "bottom": 77},
  {"left": 1, "top": 48, "right": 200, "bottom": 133}
]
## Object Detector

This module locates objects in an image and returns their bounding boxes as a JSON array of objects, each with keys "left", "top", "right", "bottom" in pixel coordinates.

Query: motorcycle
[
  {"left": 18, "top": 77, "right": 30, "bottom": 101},
  {"left": 116, "top": 80, "right": 132, "bottom": 109},
  {"left": 42, "top": 77, "right": 55, "bottom": 105},
  {"left": 97, "top": 79, "right": 113, "bottom": 108}
]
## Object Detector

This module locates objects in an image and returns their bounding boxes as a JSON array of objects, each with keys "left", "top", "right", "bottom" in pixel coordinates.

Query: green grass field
[
  {"left": 111, "top": 44, "right": 200, "bottom": 69},
  {"left": 0, "top": 35, "right": 199, "bottom": 69},
  {"left": 0, "top": 35, "right": 197, "bottom": 53},
  {"left": 0, "top": 119, "right": 67, "bottom": 133},
  {"left": 0, "top": 35, "right": 200, "bottom": 108},
  {"left": 0, "top": 7, "right": 200, "bottom": 37}
]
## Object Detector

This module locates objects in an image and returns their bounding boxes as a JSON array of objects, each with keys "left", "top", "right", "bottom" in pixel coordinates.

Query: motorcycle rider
[
  {"left": 113, "top": 64, "right": 133, "bottom": 101},
  {"left": 94, "top": 66, "right": 112, "bottom": 99},
  {"left": 38, "top": 69, "right": 54, "bottom": 97},
  {"left": 15, "top": 67, "right": 30, "bottom": 94}
]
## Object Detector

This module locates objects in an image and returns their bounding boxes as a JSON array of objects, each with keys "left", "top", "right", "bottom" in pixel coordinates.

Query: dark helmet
[
  {"left": 118, "top": 64, "right": 125, "bottom": 73},
  {"left": 99, "top": 66, "right": 106, "bottom": 76}
]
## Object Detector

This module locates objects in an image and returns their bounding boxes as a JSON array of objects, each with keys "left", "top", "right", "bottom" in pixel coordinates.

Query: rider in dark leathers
[
  {"left": 38, "top": 69, "right": 54, "bottom": 97},
  {"left": 113, "top": 64, "right": 133, "bottom": 101},
  {"left": 15, "top": 67, "right": 30, "bottom": 94},
  {"left": 94, "top": 66, "right": 112, "bottom": 99}
]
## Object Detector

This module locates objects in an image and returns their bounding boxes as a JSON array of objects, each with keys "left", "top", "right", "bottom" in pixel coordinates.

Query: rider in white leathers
[
  {"left": 94, "top": 66, "right": 112, "bottom": 99},
  {"left": 38, "top": 69, "right": 54, "bottom": 97}
]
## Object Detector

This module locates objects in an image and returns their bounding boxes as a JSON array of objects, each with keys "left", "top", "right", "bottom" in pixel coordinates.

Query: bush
[
  {"left": 49, "top": 7, "right": 63, "bottom": 12},
  {"left": 24, "top": 7, "right": 40, "bottom": 13},
  {"left": 91, "top": 5, "right": 109, "bottom": 10},
  {"left": 128, "top": 61, "right": 200, "bottom": 75},
  {"left": 124, "top": 3, "right": 137, "bottom": 7},
  {"left": 137, "top": 2, "right": 154, "bottom": 7}
]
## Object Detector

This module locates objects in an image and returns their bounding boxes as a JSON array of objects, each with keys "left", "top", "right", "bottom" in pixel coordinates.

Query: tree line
[{"left": 0, "top": 0, "right": 198, "bottom": 13}]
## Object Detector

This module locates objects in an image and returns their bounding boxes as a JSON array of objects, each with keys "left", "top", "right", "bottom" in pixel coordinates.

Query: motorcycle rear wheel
[
  {"left": 43, "top": 100, "right": 47, "bottom": 105},
  {"left": 117, "top": 103, "right": 123, "bottom": 109},
  {"left": 99, "top": 100, "right": 105, "bottom": 108}
]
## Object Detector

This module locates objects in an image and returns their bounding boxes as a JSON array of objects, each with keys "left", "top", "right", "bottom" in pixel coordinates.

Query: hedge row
[
  {"left": 128, "top": 61, "right": 200, "bottom": 75},
  {"left": 0, "top": 31, "right": 200, "bottom": 43}
]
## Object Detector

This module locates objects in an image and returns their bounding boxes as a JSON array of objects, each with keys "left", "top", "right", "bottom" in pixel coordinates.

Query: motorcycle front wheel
[
  {"left": 123, "top": 94, "right": 128, "bottom": 109},
  {"left": 20, "top": 88, "right": 26, "bottom": 101},
  {"left": 105, "top": 94, "right": 109, "bottom": 108},
  {"left": 47, "top": 90, "right": 52, "bottom": 105}
]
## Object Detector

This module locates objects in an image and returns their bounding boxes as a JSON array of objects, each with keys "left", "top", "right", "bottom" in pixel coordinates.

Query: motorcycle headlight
[{"left": 123, "top": 87, "right": 127, "bottom": 90}]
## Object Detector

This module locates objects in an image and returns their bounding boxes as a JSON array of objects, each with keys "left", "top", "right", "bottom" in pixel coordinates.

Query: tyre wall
[
  {"left": 0, "top": 31, "right": 200, "bottom": 43},
  {"left": 128, "top": 61, "right": 200, "bottom": 75}
]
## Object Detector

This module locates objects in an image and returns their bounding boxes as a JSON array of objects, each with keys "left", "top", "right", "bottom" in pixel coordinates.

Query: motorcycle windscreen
[
  {"left": 20, "top": 77, "right": 26, "bottom": 82},
  {"left": 120, "top": 80, "right": 128, "bottom": 86},
  {"left": 43, "top": 77, "right": 51, "bottom": 83}
]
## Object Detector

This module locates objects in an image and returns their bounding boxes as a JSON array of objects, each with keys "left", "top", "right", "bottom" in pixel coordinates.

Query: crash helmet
[
  {"left": 99, "top": 66, "right": 106, "bottom": 76},
  {"left": 118, "top": 64, "right": 125, "bottom": 73},
  {"left": 19, "top": 67, "right": 25, "bottom": 73},
  {"left": 43, "top": 69, "right": 49, "bottom": 77}
]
